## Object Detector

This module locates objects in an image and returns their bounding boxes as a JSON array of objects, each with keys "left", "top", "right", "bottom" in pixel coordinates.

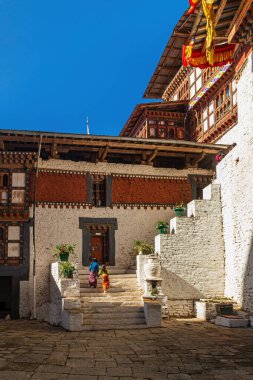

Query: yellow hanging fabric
[{"left": 201, "top": 0, "right": 216, "bottom": 65}]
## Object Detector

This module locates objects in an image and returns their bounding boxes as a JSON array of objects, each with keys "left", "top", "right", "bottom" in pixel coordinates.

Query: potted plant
[
  {"left": 59, "top": 261, "right": 76, "bottom": 278},
  {"left": 133, "top": 240, "right": 154, "bottom": 255},
  {"left": 53, "top": 243, "right": 76, "bottom": 262},
  {"left": 155, "top": 220, "right": 168, "bottom": 234},
  {"left": 174, "top": 202, "right": 186, "bottom": 217}
]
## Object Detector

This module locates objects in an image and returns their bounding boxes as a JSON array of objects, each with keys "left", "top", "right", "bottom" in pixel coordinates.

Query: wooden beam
[
  {"left": 50, "top": 141, "right": 58, "bottom": 158},
  {"left": 190, "top": 152, "right": 206, "bottom": 167},
  {"left": 98, "top": 146, "right": 109, "bottom": 162},
  {"left": 227, "top": 0, "right": 253, "bottom": 42},
  {"left": 0, "top": 139, "right": 5, "bottom": 151},
  {"left": 147, "top": 149, "right": 158, "bottom": 164}
]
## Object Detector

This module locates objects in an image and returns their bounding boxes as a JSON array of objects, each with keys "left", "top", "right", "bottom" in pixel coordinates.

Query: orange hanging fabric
[
  {"left": 187, "top": 0, "right": 199, "bottom": 15},
  {"left": 201, "top": 0, "right": 216, "bottom": 65},
  {"left": 182, "top": 44, "right": 235, "bottom": 68}
]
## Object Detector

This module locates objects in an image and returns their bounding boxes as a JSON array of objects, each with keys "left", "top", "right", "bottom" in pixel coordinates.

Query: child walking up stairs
[{"left": 78, "top": 267, "right": 147, "bottom": 331}]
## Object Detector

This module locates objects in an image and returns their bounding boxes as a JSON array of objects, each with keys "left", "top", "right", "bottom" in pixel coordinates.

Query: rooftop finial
[{"left": 86, "top": 117, "right": 90, "bottom": 135}]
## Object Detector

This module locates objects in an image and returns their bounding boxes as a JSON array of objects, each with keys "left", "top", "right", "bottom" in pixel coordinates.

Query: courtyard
[{"left": 0, "top": 320, "right": 253, "bottom": 380}]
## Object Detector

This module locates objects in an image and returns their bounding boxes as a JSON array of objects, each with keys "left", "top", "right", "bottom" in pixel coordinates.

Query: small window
[
  {"left": 189, "top": 71, "right": 195, "bottom": 86},
  {"left": 233, "top": 92, "right": 237, "bottom": 105},
  {"left": 232, "top": 79, "right": 236, "bottom": 92},
  {"left": 149, "top": 127, "right": 156, "bottom": 137},
  {"left": 226, "top": 86, "right": 230, "bottom": 98},
  {"left": 0, "top": 224, "right": 22, "bottom": 265},
  {"left": 92, "top": 175, "right": 106, "bottom": 207},
  {"left": 168, "top": 129, "right": 175, "bottom": 139},
  {"left": 158, "top": 128, "right": 165, "bottom": 138},
  {"left": 11, "top": 190, "right": 25, "bottom": 204},
  {"left": 0, "top": 191, "right": 8, "bottom": 204},
  {"left": 209, "top": 113, "right": 214, "bottom": 127},
  {"left": 196, "top": 76, "right": 202, "bottom": 92},
  {"left": 8, "top": 243, "right": 20, "bottom": 258},
  {"left": 3, "top": 174, "right": 8, "bottom": 187},
  {"left": 0, "top": 228, "right": 4, "bottom": 241},
  {"left": 12, "top": 173, "right": 25, "bottom": 188},
  {"left": 148, "top": 120, "right": 156, "bottom": 125}
]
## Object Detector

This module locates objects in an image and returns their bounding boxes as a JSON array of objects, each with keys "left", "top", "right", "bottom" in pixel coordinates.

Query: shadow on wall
[
  {"left": 243, "top": 235, "right": 253, "bottom": 312},
  {"left": 161, "top": 267, "right": 205, "bottom": 300}
]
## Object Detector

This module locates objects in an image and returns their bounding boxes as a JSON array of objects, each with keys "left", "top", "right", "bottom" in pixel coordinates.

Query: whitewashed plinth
[
  {"left": 215, "top": 316, "right": 249, "bottom": 328},
  {"left": 144, "top": 300, "right": 162, "bottom": 327},
  {"left": 136, "top": 254, "right": 147, "bottom": 288},
  {"left": 50, "top": 262, "right": 82, "bottom": 331}
]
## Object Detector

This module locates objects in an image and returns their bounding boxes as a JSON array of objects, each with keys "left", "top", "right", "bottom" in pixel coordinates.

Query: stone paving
[{"left": 0, "top": 319, "right": 253, "bottom": 380}]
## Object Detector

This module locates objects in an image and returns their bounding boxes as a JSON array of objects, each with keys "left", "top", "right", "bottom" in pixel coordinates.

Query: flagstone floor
[{"left": 0, "top": 319, "right": 253, "bottom": 380}]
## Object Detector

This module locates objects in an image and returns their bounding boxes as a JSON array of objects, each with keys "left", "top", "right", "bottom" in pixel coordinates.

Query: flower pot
[
  {"left": 174, "top": 207, "right": 185, "bottom": 217},
  {"left": 144, "top": 255, "right": 161, "bottom": 278},
  {"left": 157, "top": 227, "right": 167, "bottom": 234},
  {"left": 59, "top": 252, "right": 69, "bottom": 262}
]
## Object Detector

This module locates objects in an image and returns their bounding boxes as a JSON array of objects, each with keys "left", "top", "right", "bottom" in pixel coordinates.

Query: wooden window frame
[
  {"left": 91, "top": 175, "right": 106, "bottom": 207},
  {"left": 0, "top": 170, "right": 26, "bottom": 208},
  {"left": 0, "top": 224, "right": 23, "bottom": 266},
  {"left": 189, "top": 68, "right": 202, "bottom": 99}
]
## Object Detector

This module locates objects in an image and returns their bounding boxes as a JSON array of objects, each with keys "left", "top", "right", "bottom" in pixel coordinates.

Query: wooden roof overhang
[
  {"left": 0, "top": 129, "right": 230, "bottom": 169},
  {"left": 144, "top": 0, "right": 251, "bottom": 100},
  {"left": 120, "top": 101, "right": 187, "bottom": 137}
]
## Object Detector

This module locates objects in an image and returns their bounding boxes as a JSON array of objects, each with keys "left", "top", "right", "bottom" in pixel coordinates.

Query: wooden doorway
[
  {"left": 90, "top": 233, "right": 108, "bottom": 264},
  {"left": 0, "top": 277, "right": 12, "bottom": 318}
]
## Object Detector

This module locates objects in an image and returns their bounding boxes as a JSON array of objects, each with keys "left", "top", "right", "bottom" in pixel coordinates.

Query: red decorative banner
[
  {"left": 182, "top": 44, "right": 235, "bottom": 68},
  {"left": 187, "top": 0, "right": 199, "bottom": 15}
]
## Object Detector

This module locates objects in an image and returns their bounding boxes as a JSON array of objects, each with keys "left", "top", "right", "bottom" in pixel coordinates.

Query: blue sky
[{"left": 0, "top": 0, "right": 188, "bottom": 136}]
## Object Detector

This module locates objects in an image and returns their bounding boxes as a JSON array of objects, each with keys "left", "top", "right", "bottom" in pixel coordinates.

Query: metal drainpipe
[{"left": 32, "top": 134, "right": 43, "bottom": 319}]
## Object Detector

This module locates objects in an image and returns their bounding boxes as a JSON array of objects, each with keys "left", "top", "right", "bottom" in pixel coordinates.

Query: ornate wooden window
[
  {"left": 158, "top": 128, "right": 165, "bottom": 138},
  {"left": 189, "top": 68, "right": 202, "bottom": 99},
  {"left": 92, "top": 175, "right": 106, "bottom": 207},
  {"left": 0, "top": 170, "right": 26, "bottom": 207},
  {"left": 203, "top": 101, "right": 215, "bottom": 132},
  {"left": 0, "top": 224, "right": 23, "bottom": 266},
  {"left": 149, "top": 127, "right": 156, "bottom": 138},
  {"left": 0, "top": 172, "right": 9, "bottom": 204},
  {"left": 168, "top": 129, "right": 175, "bottom": 139}
]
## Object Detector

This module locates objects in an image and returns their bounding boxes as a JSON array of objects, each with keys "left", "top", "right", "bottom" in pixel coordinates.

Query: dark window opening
[
  {"left": 92, "top": 176, "right": 106, "bottom": 207},
  {"left": 168, "top": 129, "right": 175, "bottom": 139},
  {"left": 3, "top": 174, "right": 8, "bottom": 187}
]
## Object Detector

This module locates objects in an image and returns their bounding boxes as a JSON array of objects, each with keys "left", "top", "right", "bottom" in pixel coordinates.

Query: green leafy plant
[
  {"left": 151, "top": 286, "right": 158, "bottom": 297},
  {"left": 174, "top": 201, "right": 186, "bottom": 209},
  {"left": 53, "top": 243, "right": 76, "bottom": 259},
  {"left": 155, "top": 221, "right": 169, "bottom": 229},
  {"left": 133, "top": 240, "right": 154, "bottom": 255},
  {"left": 59, "top": 261, "right": 76, "bottom": 279}
]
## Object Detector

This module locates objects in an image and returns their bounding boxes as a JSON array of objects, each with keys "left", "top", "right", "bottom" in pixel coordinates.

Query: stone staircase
[{"left": 78, "top": 267, "right": 147, "bottom": 330}]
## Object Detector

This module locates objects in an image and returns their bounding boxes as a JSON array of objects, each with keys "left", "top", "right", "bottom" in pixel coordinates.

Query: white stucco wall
[
  {"left": 216, "top": 53, "right": 253, "bottom": 312},
  {"left": 155, "top": 184, "right": 225, "bottom": 300}
]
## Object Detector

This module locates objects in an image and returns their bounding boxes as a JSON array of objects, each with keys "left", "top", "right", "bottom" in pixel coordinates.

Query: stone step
[
  {"left": 81, "top": 294, "right": 141, "bottom": 304},
  {"left": 80, "top": 288, "right": 125, "bottom": 294},
  {"left": 79, "top": 279, "right": 138, "bottom": 286},
  {"left": 81, "top": 300, "right": 144, "bottom": 307},
  {"left": 81, "top": 305, "right": 144, "bottom": 313},
  {"left": 78, "top": 273, "right": 137, "bottom": 279},
  {"left": 82, "top": 311, "right": 145, "bottom": 319},
  {"left": 82, "top": 317, "right": 146, "bottom": 326},
  {"left": 79, "top": 268, "right": 129, "bottom": 275},
  {"left": 80, "top": 324, "right": 148, "bottom": 331}
]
